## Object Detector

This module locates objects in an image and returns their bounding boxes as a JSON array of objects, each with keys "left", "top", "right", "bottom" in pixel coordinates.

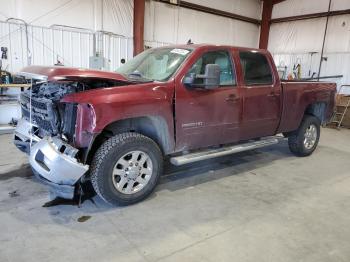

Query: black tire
[
  {"left": 90, "top": 132, "right": 163, "bottom": 206},
  {"left": 282, "top": 131, "right": 292, "bottom": 138},
  {"left": 288, "top": 115, "right": 321, "bottom": 157}
]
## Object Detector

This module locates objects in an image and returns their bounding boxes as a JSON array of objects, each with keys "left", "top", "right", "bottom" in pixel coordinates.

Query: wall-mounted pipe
[
  {"left": 50, "top": 24, "right": 97, "bottom": 56},
  {"left": 50, "top": 24, "right": 95, "bottom": 33},
  {"left": 6, "top": 18, "right": 31, "bottom": 66},
  {"left": 317, "top": 0, "right": 332, "bottom": 81},
  {"left": 96, "top": 30, "right": 126, "bottom": 37}
]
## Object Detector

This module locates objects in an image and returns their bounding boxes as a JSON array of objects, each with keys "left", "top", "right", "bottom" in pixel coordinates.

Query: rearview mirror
[{"left": 183, "top": 64, "right": 220, "bottom": 90}]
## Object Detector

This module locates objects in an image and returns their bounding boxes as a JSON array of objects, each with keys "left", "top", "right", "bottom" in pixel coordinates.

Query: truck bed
[{"left": 278, "top": 81, "right": 336, "bottom": 133}]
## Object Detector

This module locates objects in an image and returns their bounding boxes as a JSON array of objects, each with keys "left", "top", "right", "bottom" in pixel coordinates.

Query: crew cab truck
[{"left": 13, "top": 44, "right": 336, "bottom": 205}]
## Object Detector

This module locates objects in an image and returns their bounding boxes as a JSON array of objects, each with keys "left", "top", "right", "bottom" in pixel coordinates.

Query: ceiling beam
[
  {"left": 261, "top": 0, "right": 286, "bottom": 4},
  {"left": 271, "top": 8, "right": 350, "bottom": 23},
  {"left": 155, "top": 0, "right": 261, "bottom": 25},
  {"left": 273, "top": 0, "right": 287, "bottom": 4}
]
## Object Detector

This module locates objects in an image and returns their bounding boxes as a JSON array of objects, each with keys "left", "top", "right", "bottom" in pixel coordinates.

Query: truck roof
[{"left": 154, "top": 43, "right": 267, "bottom": 53}]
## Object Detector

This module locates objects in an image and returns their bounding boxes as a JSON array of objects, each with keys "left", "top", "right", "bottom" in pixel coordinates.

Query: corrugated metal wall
[
  {"left": 272, "top": 52, "right": 349, "bottom": 91},
  {"left": 0, "top": 20, "right": 133, "bottom": 125},
  {"left": 100, "top": 32, "right": 133, "bottom": 71},
  {"left": 269, "top": 0, "right": 350, "bottom": 92},
  {"left": 144, "top": 40, "right": 172, "bottom": 48},
  {"left": 144, "top": 0, "right": 261, "bottom": 48},
  {"left": 0, "top": 20, "right": 133, "bottom": 73}
]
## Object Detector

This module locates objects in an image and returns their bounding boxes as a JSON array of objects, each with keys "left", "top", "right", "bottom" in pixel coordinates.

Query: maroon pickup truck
[{"left": 14, "top": 44, "right": 336, "bottom": 205}]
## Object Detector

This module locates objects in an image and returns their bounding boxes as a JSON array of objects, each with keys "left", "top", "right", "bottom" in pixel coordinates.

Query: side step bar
[{"left": 170, "top": 137, "right": 280, "bottom": 166}]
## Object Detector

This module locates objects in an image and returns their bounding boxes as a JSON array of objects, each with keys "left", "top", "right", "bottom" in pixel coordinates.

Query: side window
[
  {"left": 239, "top": 51, "right": 273, "bottom": 85},
  {"left": 187, "top": 51, "right": 236, "bottom": 86}
]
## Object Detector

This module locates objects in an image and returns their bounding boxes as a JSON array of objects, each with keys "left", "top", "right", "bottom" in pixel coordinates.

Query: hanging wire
[
  {"left": 0, "top": 0, "right": 74, "bottom": 45},
  {"left": 29, "top": 77, "right": 33, "bottom": 153},
  {"left": 29, "top": 31, "right": 73, "bottom": 66}
]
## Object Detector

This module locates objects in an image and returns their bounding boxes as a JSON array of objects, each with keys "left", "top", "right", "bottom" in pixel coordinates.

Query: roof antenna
[{"left": 187, "top": 39, "right": 193, "bottom": 45}]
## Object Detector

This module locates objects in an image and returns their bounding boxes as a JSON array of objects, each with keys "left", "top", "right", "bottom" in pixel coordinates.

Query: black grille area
[
  {"left": 19, "top": 82, "right": 80, "bottom": 142},
  {"left": 20, "top": 93, "right": 48, "bottom": 110},
  {"left": 34, "top": 116, "right": 54, "bottom": 133},
  {"left": 20, "top": 93, "right": 57, "bottom": 135}
]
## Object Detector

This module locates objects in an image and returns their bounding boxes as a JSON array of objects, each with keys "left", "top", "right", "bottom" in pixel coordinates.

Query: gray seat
[{"left": 215, "top": 56, "right": 233, "bottom": 85}]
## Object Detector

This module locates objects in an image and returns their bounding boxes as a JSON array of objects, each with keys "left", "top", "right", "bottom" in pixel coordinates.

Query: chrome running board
[{"left": 170, "top": 137, "right": 280, "bottom": 166}]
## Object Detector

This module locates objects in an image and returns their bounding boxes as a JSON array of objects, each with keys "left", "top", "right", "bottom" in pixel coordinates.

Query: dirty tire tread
[
  {"left": 288, "top": 115, "right": 320, "bottom": 157},
  {"left": 90, "top": 132, "right": 162, "bottom": 206}
]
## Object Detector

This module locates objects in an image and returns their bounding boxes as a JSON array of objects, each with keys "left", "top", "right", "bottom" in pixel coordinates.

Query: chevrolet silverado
[{"left": 13, "top": 44, "right": 336, "bottom": 205}]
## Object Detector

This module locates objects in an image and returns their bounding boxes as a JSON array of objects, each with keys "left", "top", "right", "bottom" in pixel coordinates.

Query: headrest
[{"left": 215, "top": 56, "right": 229, "bottom": 69}]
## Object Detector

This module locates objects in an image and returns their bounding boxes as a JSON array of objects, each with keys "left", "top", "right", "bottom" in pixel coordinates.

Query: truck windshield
[{"left": 116, "top": 48, "right": 191, "bottom": 82}]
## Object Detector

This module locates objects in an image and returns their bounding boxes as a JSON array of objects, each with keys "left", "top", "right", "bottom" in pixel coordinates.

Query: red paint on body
[
  {"left": 21, "top": 65, "right": 129, "bottom": 82},
  {"left": 23, "top": 45, "right": 336, "bottom": 154}
]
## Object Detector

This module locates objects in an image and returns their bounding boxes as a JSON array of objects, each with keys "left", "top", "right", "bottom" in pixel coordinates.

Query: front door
[
  {"left": 238, "top": 51, "right": 281, "bottom": 140},
  {"left": 175, "top": 49, "right": 241, "bottom": 151}
]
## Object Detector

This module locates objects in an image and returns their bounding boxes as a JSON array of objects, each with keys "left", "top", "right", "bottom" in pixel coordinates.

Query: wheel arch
[
  {"left": 86, "top": 116, "right": 174, "bottom": 164},
  {"left": 304, "top": 102, "right": 327, "bottom": 124}
]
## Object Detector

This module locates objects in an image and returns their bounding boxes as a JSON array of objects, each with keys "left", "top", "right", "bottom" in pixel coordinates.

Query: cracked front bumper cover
[
  {"left": 13, "top": 118, "right": 40, "bottom": 154},
  {"left": 29, "top": 137, "right": 89, "bottom": 198},
  {"left": 31, "top": 169, "right": 79, "bottom": 199}
]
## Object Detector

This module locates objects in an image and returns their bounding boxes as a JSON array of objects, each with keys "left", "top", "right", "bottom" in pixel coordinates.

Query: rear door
[
  {"left": 175, "top": 49, "right": 241, "bottom": 151},
  {"left": 238, "top": 51, "right": 281, "bottom": 140}
]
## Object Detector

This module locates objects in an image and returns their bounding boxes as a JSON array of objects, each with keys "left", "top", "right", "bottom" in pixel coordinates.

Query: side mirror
[
  {"left": 184, "top": 64, "right": 220, "bottom": 90},
  {"left": 200, "top": 64, "right": 220, "bottom": 89},
  {"left": 183, "top": 73, "right": 196, "bottom": 86}
]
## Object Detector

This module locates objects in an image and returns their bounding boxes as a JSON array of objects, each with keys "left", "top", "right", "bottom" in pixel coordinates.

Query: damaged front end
[
  {"left": 14, "top": 81, "right": 90, "bottom": 199},
  {"left": 13, "top": 72, "right": 131, "bottom": 199},
  {"left": 14, "top": 81, "right": 79, "bottom": 149}
]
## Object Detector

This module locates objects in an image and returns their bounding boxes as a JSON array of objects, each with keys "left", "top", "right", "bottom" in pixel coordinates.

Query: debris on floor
[
  {"left": 42, "top": 197, "right": 79, "bottom": 207},
  {"left": 77, "top": 215, "right": 91, "bottom": 223},
  {"left": 8, "top": 190, "right": 19, "bottom": 197}
]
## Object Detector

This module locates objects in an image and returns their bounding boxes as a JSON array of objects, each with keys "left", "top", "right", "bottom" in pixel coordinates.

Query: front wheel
[
  {"left": 90, "top": 132, "right": 163, "bottom": 206},
  {"left": 288, "top": 115, "right": 321, "bottom": 157}
]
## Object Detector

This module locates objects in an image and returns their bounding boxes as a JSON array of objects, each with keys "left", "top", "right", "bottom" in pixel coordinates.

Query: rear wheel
[
  {"left": 288, "top": 115, "right": 320, "bottom": 157},
  {"left": 90, "top": 132, "right": 163, "bottom": 206}
]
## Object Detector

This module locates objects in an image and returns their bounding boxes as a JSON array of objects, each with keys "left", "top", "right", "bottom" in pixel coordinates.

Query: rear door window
[{"left": 239, "top": 51, "right": 273, "bottom": 85}]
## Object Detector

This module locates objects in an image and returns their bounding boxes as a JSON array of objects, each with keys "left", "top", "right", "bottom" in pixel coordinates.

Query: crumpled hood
[{"left": 17, "top": 65, "right": 130, "bottom": 82}]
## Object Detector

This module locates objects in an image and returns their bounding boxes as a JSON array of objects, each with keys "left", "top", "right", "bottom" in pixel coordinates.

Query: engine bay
[{"left": 20, "top": 79, "right": 130, "bottom": 142}]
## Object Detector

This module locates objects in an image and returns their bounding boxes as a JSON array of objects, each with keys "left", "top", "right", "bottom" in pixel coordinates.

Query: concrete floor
[{"left": 0, "top": 128, "right": 350, "bottom": 262}]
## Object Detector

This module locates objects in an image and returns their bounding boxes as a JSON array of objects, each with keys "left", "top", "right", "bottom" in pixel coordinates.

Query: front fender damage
[{"left": 74, "top": 103, "right": 97, "bottom": 149}]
